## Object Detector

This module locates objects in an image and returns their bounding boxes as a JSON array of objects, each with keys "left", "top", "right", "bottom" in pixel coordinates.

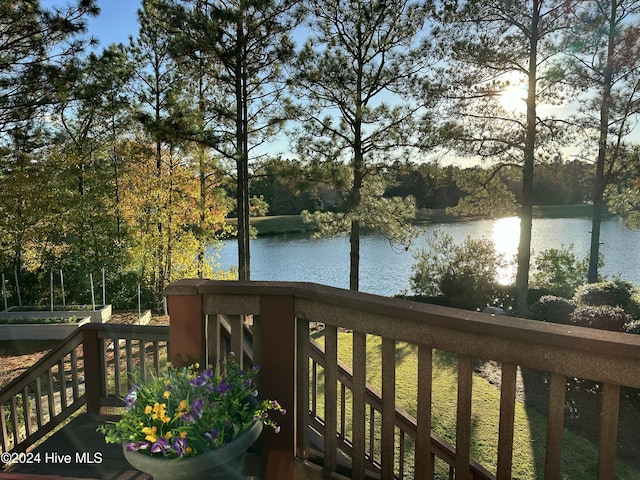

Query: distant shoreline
[{"left": 226, "top": 204, "right": 596, "bottom": 236}]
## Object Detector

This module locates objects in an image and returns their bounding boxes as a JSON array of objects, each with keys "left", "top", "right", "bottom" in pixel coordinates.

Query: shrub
[
  {"left": 410, "top": 230, "right": 509, "bottom": 311},
  {"left": 528, "top": 296, "right": 576, "bottom": 324},
  {"left": 530, "top": 245, "right": 590, "bottom": 298},
  {"left": 623, "top": 320, "right": 640, "bottom": 334},
  {"left": 570, "top": 305, "right": 632, "bottom": 332},
  {"left": 573, "top": 280, "right": 635, "bottom": 309}
]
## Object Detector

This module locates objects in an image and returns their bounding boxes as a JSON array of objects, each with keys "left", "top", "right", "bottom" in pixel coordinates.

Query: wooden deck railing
[
  {"left": 308, "top": 338, "right": 493, "bottom": 479},
  {"left": 165, "top": 280, "right": 640, "bottom": 480},
  {"left": 82, "top": 323, "right": 170, "bottom": 413},
  {"left": 0, "top": 323, "right": 170, "bottom": 466},
  {"left": 0, "top": 328, "right": 86, "bottom": 458}
]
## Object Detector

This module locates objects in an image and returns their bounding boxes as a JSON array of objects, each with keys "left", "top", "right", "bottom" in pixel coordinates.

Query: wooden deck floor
[{"left": 1, "top": 414, "right": 150, "bottom": 480}]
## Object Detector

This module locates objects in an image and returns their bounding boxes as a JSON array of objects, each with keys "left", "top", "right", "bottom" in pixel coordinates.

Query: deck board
[{"left": 3, "top": 414, "right": 150, "bottom": 480}]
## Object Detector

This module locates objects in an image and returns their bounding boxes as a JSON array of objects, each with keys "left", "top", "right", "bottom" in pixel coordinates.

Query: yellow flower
[
  {"left": 144, "top": 405, "right": 153, "bottom": 415},
  {"left": 141, "top": 426, "right": 157, "bottom": 443},
  {"left": 179, "top": 431, "right": 188, "bottom": 439},
  {"left": 164, "top": 431, "right": 172, "bottom": 440},
  {"left": 163, "top": 390, "right": 171, "bottom": 399}
]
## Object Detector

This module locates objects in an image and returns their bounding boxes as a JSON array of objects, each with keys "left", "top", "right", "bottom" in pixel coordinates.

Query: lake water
[{"left": 214, "top": 216, "right": 640, "bottom": 297}]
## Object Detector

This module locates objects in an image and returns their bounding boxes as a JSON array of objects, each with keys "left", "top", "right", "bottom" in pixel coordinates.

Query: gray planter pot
[{"left": 122, "top": 421, "right": 262, "bottom": 480}]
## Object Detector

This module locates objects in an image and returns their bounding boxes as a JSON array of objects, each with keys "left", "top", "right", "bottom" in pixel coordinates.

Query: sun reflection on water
[{"left": 492, "top": 217, "right": 520, "bottom": 284}]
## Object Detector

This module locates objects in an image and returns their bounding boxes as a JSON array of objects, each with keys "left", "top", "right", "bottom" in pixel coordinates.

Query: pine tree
[{"left": 290, "top": 0, "right": 430, "bottom": 290}]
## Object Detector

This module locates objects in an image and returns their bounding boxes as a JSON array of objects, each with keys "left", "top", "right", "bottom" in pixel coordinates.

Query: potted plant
[{"left": 97, "top": 355, "right": 285, "bottom": 479}]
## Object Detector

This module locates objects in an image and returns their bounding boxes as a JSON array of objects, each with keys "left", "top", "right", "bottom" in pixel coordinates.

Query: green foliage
[
  {"left": 447, "top": 167, "right": 516, "bottom": 217},
  {"left": 528, "top": 295, "right": 576, "bottom": 324},
  {"left": 570, "top": 305, "right": 632, "bottom": 332},
  {"left": 530, "top": 245, "right": 591, "bottom": 298},
  {"left": 573, "top": 280, "right": 636, "bottom": 309},
  {"left": 303, "top": 176, "right": 417, "bottom": 248},
  {"left": 249, "top": 196, "right": 269, "bottom": 217},
  {"left": 410, "top": 230, "right": 508, "bottom": 311},
  {"left": 0, "top": 316, "right": 78, "bottom": 325},
  {"left": 607, "top": 147, "right": 640, "bottom": 230}
]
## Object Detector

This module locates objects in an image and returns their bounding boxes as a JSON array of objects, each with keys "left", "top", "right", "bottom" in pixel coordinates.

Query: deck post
[
  {"left": 82, "top": 325, "right": 102, "bottom": 414},
  {"left": 165, "top": 279, "right": 208, "bottom": 368},
  {"left": 259, "top": 294, "right": 296, "bottom": 480}
]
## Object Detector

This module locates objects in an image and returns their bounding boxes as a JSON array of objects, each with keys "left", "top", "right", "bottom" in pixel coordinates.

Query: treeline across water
[{"left": 246, "top": 158, "right": 595, "bottom": 217}]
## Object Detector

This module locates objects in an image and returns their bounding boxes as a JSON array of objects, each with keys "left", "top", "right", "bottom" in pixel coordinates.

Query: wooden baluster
[
  {"left": 598, "top": 382, "right": 621, "bottom": 479},
  {"left": 497, "top": 363, "right": 517, "bottom": 479},
  {"left": 455, "top": 355, "right": 473, "bottom": 480},
  {"left": 352, "top": 331, "right": 367, "bottom": 478},
  {"left": 545, "top": 372, "right": 566, "bottom": 477},
  {"left": 324, "top": 324, "right": 338, "bottom": 473},
  {"left": 58, "top": 359, "right": 67, "bottom": 409},
  {"left": 21, "top": 387, "right": 31, "bottom": 436},
  {"left": 381, "top": 337, "right": 396, "bottom": 479},
  {"left": 0, "top": 404, "right": 8, "bottom": 452},
  {"left": 70, "top": 349, "right": 79, "bottom": 400},
  {"left": 416, "top": 345, "right": 433, "bottom": 480},
  {"left": 34, "top": 376, "right": 44, "bottom": 428},
  {"left": 296, "top": 317, "right": 310, "bottom": 459}
]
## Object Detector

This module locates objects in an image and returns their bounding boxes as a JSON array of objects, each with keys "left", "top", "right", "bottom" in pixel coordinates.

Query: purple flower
[
  {"left": 217, "top": 380, "right": 232, "bottom": 395},
  {"left": 150, "top": 437, "right": 171, "bottom": 455},
  {"left": 181, "top": 413, "right": 195, "bottom": 423},
  {"left": 124, "top": 389, "right": 137, "bottom": 409},
  {"left": 173, "top": 437, "right": 189, "bottom": 457},
  {"left": 189, "top": 376, "right": 207, "bottom": 387},
  {"left": 126, "top": 441, "right": 149, "bottom": 452},
  {"left": 190, "top": 397, "right": 206, "bottom": 418},
  {"left": 202, "top": 369, "right": 214, "bottom": 379},
  {"left": 204, "top": 428, "right": 219, "bottom": 445}
]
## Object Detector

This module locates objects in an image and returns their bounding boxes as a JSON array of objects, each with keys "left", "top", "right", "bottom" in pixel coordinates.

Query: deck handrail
[
  {"left": 166, "top": 279, "right": 640, "bottom": 480},
  {"left": 0, "top": 328, "right": 85, "bottom": 458},
  {"left": 0, "top": 323, "right": 171, "bottom": 465}
]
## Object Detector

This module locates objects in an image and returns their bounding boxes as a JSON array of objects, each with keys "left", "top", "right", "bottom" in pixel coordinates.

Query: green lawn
[{"left": 313, "top": 331, "right": 639, "bottom": 479}]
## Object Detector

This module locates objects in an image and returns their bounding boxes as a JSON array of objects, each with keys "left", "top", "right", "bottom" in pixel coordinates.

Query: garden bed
[
  {"left": 4, "top": 304, "right": 112, "bottom": 323},
  {"left": 0, "top": 316, "right": 91, "bottom": 340}
]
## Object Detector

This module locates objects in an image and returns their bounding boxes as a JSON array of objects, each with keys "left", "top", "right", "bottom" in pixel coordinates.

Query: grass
[{"left": 314, "top": 331, "right": 639, "bottom": 480}]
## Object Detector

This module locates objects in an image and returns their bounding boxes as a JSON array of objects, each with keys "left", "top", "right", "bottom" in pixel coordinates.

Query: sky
[
  {"left": 40, "top": 0, "right": 141, "bottom": 48},
  {"left": 85, "top": 0, "right": 141, "bottom": 47}
]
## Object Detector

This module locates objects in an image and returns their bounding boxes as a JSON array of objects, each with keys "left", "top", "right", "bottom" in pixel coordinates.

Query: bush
[
  {"left": 530, "top": 246, "right": 590, "bottom": 298},
  {"left": 528, "top": 296, "right": 576, "bottom": 324},
  {"left": 410, "top": 230, "right": 509, "bottom": 311},
  {"left": 623, "top": 320, "right": 640, "bottom": 334},
  {"left": 573, "top": 280, "right": 635, "bottom": 309},
  {"left": 570, "top": 305, "right": 633, "bottom": 332}
]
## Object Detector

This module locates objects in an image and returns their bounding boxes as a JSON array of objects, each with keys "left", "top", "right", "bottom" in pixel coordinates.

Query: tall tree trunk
[
  {"left": 349, "top": 112, "right": 365, "bottom": 291},
  {"left": 515, "top": 0, "right": 540, "bottom": 314},
  {"left": 235, "top": 18, "right": 251, "bottom": 281},
  {"left": 349, "top": 220, "right": 360, "bottom": 291},
  {"left": 588, "top": 0, "right": 616, "bottom": 283}
]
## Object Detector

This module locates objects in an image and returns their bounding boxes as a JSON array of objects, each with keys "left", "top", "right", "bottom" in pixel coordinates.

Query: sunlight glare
[
  {"left": 498, "top": 86, "right": 527, "bottom": 114},
  {"left": 492, "top": 217, "right": 520, "bottom": 284}
]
